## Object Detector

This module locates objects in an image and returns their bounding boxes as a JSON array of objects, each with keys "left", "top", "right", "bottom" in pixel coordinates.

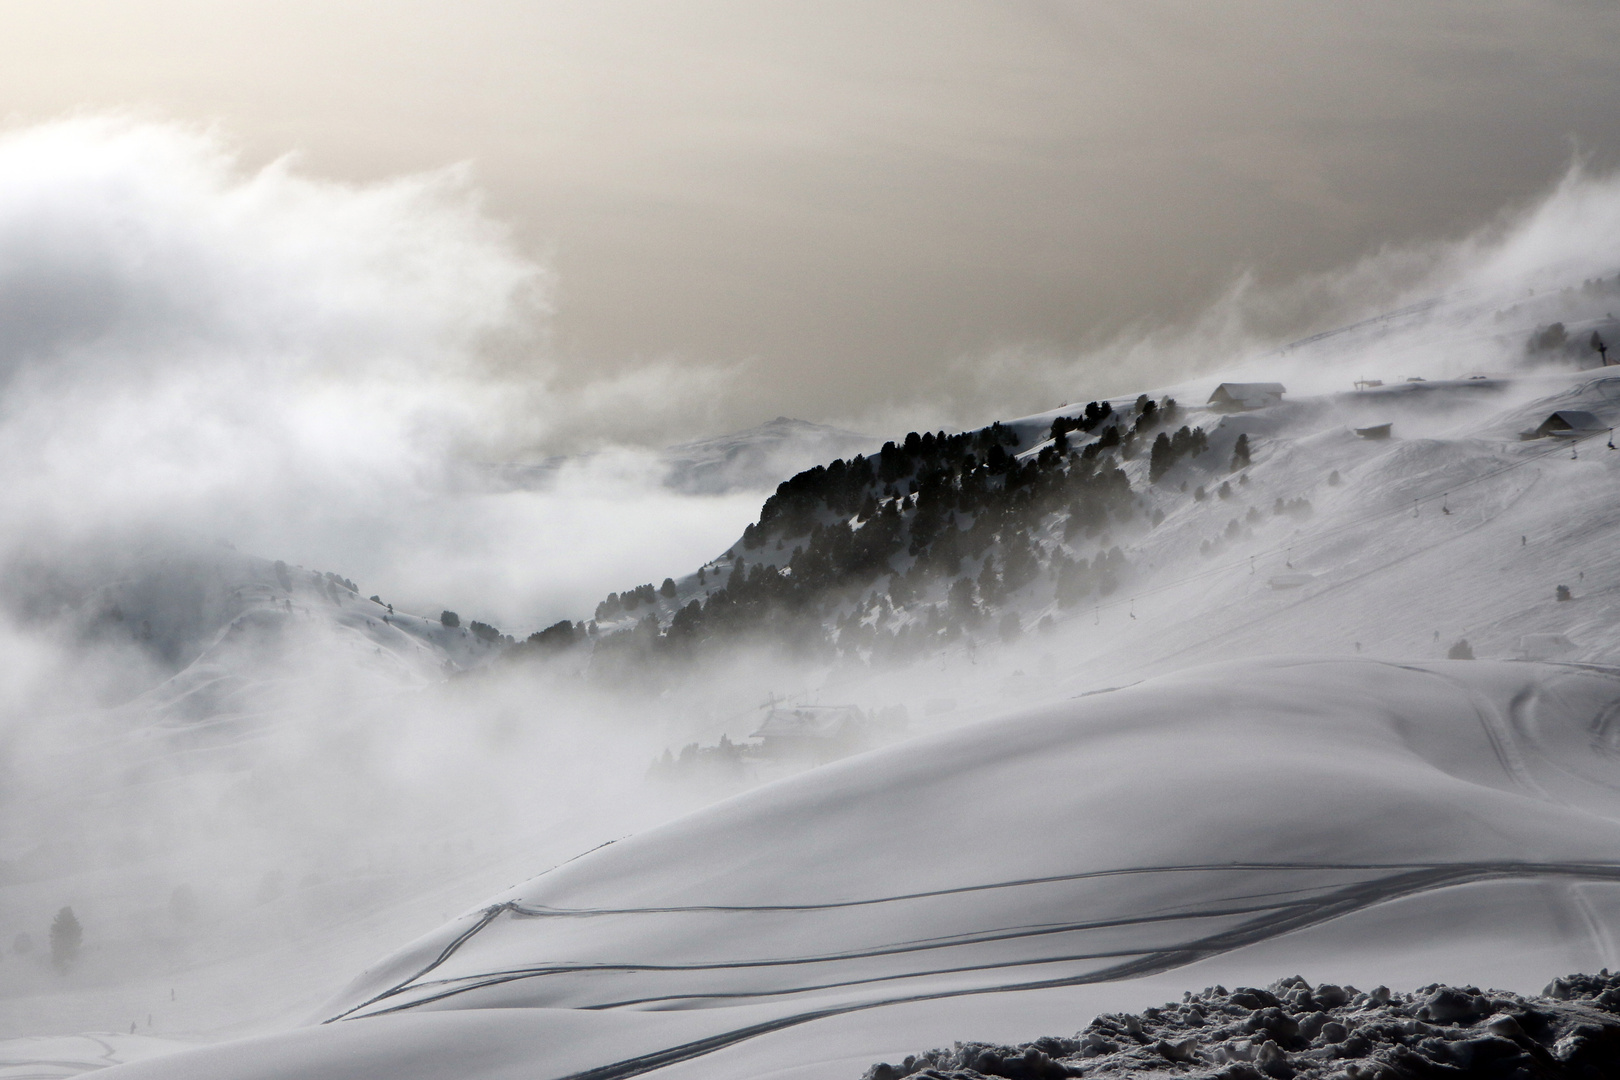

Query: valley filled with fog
[{"left": 10, "top": 118, "right": 1620, "bottom": 1079}]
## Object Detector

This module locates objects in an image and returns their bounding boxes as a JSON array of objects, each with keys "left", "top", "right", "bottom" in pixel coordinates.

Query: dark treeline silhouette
[
  {"left": 561, "top": 398, "right": 1214, "bottom": 675},
  {"left": 469, "top": 620, "right": 510, "bottom": 645},
  {"left": 595, "top": 582, "right": 661, "bottom": 622},
  {"left": 1149, "top": 425, "right": 1211, "bottom": 482},
  {"left": 524, "top": 618, "right": 584, "bottom": 651}
]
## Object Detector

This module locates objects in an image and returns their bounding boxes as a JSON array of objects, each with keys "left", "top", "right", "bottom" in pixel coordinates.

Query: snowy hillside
[
  {"left": 95, "top": 657, "right": 1620, "bottom": 1079},
  {"left": 568, "top": 364, "right": 1620, "bottom": 739},
  {"left": 0, "top": 542, "right": 536, "bottom": 1059},
  {"left": 6, "top": 540, "right": 490, "bottom": 705},
  {"left": 29, "top": 282, "right": 1620, "bottom": 1079}
]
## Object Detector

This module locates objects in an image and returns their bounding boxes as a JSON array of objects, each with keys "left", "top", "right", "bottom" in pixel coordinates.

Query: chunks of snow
[{"left": 860, "top": 971, "right": 1620, "bottom": 1080}]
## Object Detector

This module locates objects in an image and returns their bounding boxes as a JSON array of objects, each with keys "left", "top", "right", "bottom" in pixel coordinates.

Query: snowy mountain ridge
[
  {"left": 23, "top": 541, "right": 504, "bottom": 723},
  {"left": 558, "top": 365, "right": 1620, "bottom": 694}
]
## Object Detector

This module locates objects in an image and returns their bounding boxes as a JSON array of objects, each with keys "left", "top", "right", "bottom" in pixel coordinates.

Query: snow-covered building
[
  {"left": 750, "top": 705, "right": 852, "bottom": 740},
  {"left": 1207, "top": 382, "right": 1286, "bottom": 411},
  {"left": 1521, "top": 410, "right": 1605, "bottom": 440},
  {"left": 750, "top": 704, "right": 864, "bottom": 755}
]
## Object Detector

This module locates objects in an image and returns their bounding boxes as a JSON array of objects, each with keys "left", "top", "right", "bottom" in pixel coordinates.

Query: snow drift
[{"left": 97, "top": 657, "right": 1620, "bottom": 1079}]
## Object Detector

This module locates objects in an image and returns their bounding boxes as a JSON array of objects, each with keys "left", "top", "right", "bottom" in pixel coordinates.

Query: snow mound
[
  {"left": 100, "top": 657, "right": 1620, "bottom": 1079},
  {"left": 0, "top": 1032, "right": 195, "bottom": 1078}
]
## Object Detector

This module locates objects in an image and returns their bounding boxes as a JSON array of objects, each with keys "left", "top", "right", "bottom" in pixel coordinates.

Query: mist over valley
[{"left": 9, "top": 36, "right": 1620, "bottom": 1077}]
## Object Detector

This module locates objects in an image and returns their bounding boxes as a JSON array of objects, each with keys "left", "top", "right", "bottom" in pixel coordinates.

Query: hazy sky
[{"left": 3, "top": 0, "right": 1620, "bottom": 433}]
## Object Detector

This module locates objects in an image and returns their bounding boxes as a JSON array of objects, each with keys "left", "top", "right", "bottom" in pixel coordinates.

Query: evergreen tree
[
  {"left": 1149, "top": 432, "right": 1174, "bottom": 483},
  {"left": 1231, "top": 433, "right": 1251, "bottom": 471},
  {"left": 977, "top": 554, "right": 1000, "bottom": 604},
  {"left": 947, "top": 576, "right": 980, "bottom": 625},
  {"left": 439, "top": 610, "right": 460, "bottom": 628},
  {"left": 660, "top": 577, "right": 677, "bottom": 598},
  {"left": 527, "top": 620, "right": 579, "bottom": 650},
  {"left": 50, "top": 906, "right": 81, "bottom": 972}
]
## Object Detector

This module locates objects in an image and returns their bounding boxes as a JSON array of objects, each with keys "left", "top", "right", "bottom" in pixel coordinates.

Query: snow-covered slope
[
  {"left": 0, "top": 542, "right": 522, "bottom": 1059},
  {"left": 1029, "top": 371, "right": 1620, "bottom": 672},
  {"left": 114, "top": 552, "right": 486, "bottom": 727},
  {"left": 41, "top": 363, "right": 1620, "bottom": 1078},
  {"left": 97, "top": 657, "right": 1620, "bottom": 1079},
  {"left": 42, "top": 289, "right": 1620, "bottom": 1078},
  {"left": 579, "top": 366, "right": 1620, "bottom": 711},
  {"left": 16, "top": 540, "right": 485, "bottom": 713}
]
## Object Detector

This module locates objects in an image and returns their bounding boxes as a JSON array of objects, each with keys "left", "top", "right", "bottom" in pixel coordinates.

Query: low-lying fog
[{"left": 5, "top": 116, "right": 1620, "bottom": 1044}]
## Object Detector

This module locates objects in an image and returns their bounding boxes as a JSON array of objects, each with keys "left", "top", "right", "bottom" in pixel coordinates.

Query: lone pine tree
[
  {"left": 50, "top": 906, "right": 81, "bottom": 972},
  {"left": 1231, "top": 433, "right": 1251, "bottom": 471}
]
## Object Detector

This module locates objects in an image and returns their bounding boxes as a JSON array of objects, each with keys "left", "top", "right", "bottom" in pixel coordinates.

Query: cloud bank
[{"left": 0, "top": 117, "right": 760, "bottom": 631}]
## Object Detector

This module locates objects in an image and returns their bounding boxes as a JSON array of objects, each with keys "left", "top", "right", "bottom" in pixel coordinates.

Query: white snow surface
[
  {"left": 32, "top": 297, "right": 1620, "bottom": 1077},
  {"left": 0, "top": 1033, "right": 194, "bottom": 1078},
  {"left": 96, "top": 656, "right": 1620, "bottom": 1079}
]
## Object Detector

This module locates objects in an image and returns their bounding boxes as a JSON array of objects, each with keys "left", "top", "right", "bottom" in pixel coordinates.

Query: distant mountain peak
[{"left": 660, "top": 417, "right": 880, "bottom": 495}]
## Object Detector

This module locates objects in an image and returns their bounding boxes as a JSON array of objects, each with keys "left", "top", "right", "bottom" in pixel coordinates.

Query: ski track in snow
[
  {"left": 348, "top": 860, "right": 1620, "bottom": 1016},
  {"left": 539, "top": 865, "right": 1620, "bottom": 1080},
  {"left": 1396, "top": 665, "right": 1556, "bottom": 801}
]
